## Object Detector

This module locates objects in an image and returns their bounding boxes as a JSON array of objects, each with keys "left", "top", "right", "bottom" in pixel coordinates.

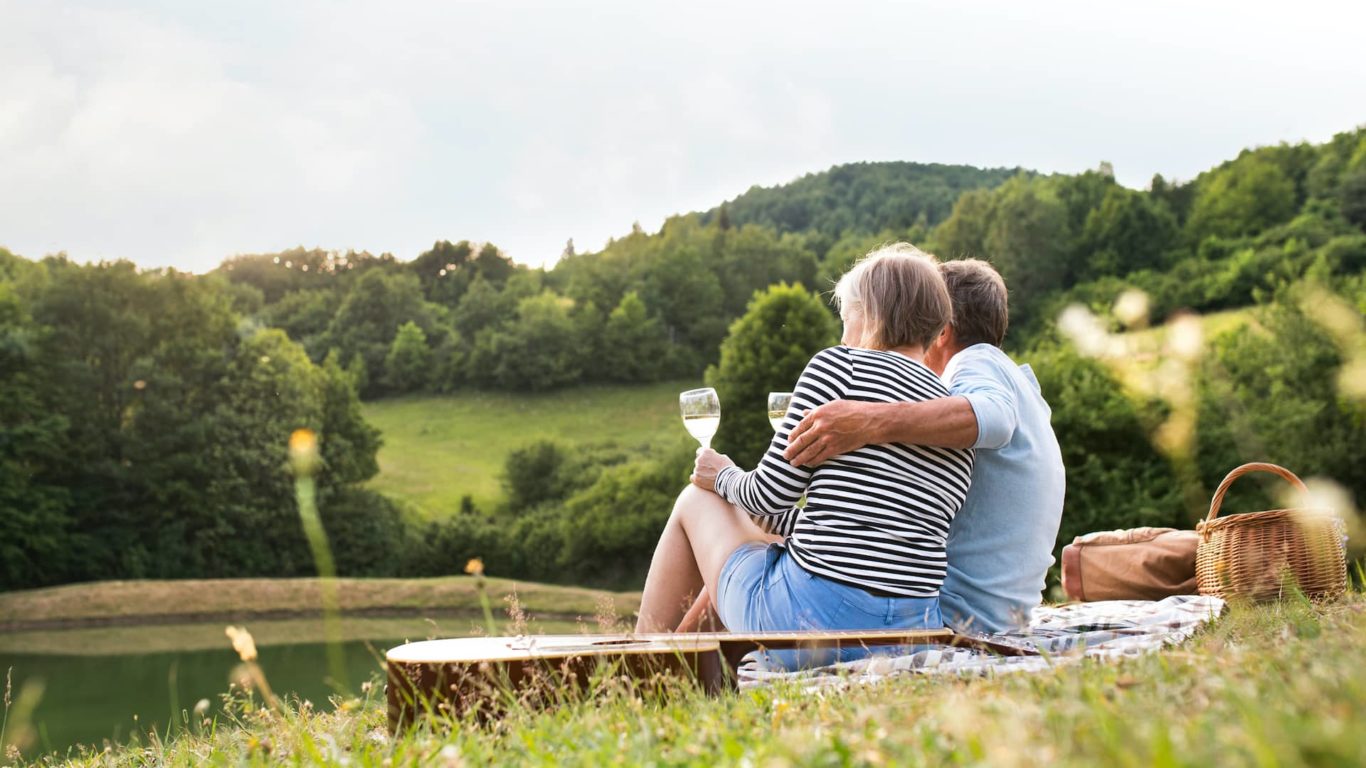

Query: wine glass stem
[{"left": 699, "top": 438, "right": 711, "bottom": 450}]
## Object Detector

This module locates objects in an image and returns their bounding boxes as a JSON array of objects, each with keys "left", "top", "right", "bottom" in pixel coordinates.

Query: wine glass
[
  {"left": 680, "top": 387, "right": 720, "bottom": 449},
  {"left": 767, "top": 392, "right": 793, "bottom": 432}
]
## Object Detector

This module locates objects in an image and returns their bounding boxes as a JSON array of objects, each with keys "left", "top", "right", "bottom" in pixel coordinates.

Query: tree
[
  {"left": 410, "top": 240, "right": 474, "bottom": 307},
  {"left": 1028, "top": 343, "right": 1185, "bottom": 560},
  {"left": 468, "top": 291, "right": 584, "bottom": 391},
  {"left": 322, "top": 269, "right": 437, "bottom": 396},
  {"left": 600, "top": 292, "right": 670, "bottom": 382},
  {"left": 1196, "top": 295, "right": 1366, "bottom": 509},
  {"left": 706, "top": 283, "right": 839, "bottom": 464},
  {"left": 1079, "top": 186, "right": 1178, "bottom": 277},
  {"left": 319, "top": 353, "right": 382, "bottom": 486},
  {"left": 978, "top": 176, "right": 1076, "bottom": 326},
  {"left": 0, "top": 283, "right": 72, "bottom": 589},
  {"left": 473, "top": 242, "right": 515, "bottom": 285},
  {"left": 1339, "top": 147, "right": 1366, "bottom": 229},
  {"left": 502, "top": 441, "right": 572, "bottom": 512},
  {"left": 1186, "top": 153, "right": 1298, "bottom": 242},
  {"left": 930, "top": 187, "right": 994, "bottom": 259},
  {"left": 452, "top": 276, "right": 513, "bottom": 338},
  {"left": 717, "top": 225, "right": 820, "bottom": 317},
  {"left": 384, "top": 320, "right": 433, "bottom": 393},
  {"left": 640, "top": 245, "right": 727, "bottom": 354}
]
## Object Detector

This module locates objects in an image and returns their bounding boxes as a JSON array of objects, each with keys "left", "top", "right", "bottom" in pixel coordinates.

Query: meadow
[
  {"left": 8, "top": 592, "right": 1361, "bottom": 766},
  {"left": 361, "top": 381, "right": 691, "bottom": 516}
]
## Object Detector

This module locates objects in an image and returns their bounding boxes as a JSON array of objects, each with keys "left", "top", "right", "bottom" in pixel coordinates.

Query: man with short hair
[{"left": 784, "top": 258, "right": 1065, "bottom": 633}]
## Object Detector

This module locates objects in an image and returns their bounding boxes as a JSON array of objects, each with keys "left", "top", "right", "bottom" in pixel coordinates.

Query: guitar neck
[{"left": 639, "top": 627, "right": 956, "bottom": 647}]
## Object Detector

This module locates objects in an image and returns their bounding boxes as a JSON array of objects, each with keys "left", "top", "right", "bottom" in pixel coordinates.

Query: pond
[{"left": 0, "top": 615, "right": 579, "bottom": 758}]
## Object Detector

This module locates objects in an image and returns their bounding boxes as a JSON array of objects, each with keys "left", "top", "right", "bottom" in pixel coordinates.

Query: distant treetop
[{"left": 697, "top": 161, "right": 1029, "bottom": 237}]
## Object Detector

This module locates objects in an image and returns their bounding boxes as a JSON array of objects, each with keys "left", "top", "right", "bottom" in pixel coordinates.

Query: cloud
[
  {"left": 1, "top": 0, "right": 1363, "bottom": 272},
  {"left": 0, "top": 2, "right": 422, "bottom": 271}
]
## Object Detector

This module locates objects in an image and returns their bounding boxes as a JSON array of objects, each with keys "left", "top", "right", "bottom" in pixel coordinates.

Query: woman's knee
[{"left": 673, "top": 483, "right": 738, "bottom": 526}]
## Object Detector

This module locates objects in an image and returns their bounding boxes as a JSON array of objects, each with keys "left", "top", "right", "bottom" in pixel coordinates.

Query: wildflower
[
  {"left": 193, "top": 698, "right": 210, "bottom": 718},
  {"left": 289, "top": 428, "right": 321, "bottom": 476},
  {"left": 439, "top": 744, "right": 463, "bottom": 767},
  {"left": 464, "top": 558, "right": 485, "bottom": 577},
  {"left": 1057, "top": 305, "right": 1110, "bottom": 357},
  {"left": 225, "top": 625, "right": 258, "bottom": 662},
  {"left": 1338, "top": 358, "right": 1366, "bottom": 401},
  {"left": 1165, "top": 313, "right": 1203, "bottom": 362},
  {"left": 1113, "top": 289, "right": 1150, "bottom": 329}
]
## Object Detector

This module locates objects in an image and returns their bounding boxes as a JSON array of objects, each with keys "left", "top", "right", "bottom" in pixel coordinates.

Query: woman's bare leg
[
  {"left": 676, "top": 593, "right": 721, "bottom": 633},
  {"left": 635, "top": 484, "right": 778, "bottom": 633}
]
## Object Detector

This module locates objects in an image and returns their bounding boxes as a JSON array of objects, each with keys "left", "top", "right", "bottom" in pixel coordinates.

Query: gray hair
[
  {"left": 940, "top": 259, "right": 1009, "bottom": 347},
  {"left": 833, "top": 243, "right": 952, "bottom": 350}
]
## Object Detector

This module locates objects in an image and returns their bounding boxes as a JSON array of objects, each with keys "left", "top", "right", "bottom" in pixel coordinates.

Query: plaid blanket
[{"left": 738, "top": 595, "right": 1226, "bottom": 688}]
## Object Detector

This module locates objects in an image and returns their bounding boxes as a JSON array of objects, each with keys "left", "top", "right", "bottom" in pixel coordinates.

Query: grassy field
[
  {"left": 8, "top": 593, "right": 1362, "bottom": 766},
  {"left": 361, "top": 380, "right": 692, "bottom": 516}
]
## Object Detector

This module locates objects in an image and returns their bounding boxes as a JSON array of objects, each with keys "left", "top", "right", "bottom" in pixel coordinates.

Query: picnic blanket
[{"left": 738, "top": 594, "right": 1226, "bottom": 688}]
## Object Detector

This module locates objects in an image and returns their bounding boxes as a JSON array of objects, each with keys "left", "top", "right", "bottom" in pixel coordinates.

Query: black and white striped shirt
[{"left": 713, "top": 346, "right": 974, "bottom": 598}]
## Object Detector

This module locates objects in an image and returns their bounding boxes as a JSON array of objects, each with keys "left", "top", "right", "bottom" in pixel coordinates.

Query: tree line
[{"left": 2, "top": 126, "right": 1364, "bottom": 590}]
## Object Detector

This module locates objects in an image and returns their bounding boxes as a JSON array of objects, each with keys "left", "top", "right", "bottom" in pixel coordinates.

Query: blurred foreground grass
[{"left": 13, "top": 593, "right": 1363, "bottom": 767}]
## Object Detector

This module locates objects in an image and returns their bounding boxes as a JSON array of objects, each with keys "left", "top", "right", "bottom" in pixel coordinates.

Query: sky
[{"left": 2, "top": 1, "right": 1364, "bottom": 273}]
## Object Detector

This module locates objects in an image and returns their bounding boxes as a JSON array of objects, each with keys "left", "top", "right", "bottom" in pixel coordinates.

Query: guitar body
[{"left": 386, "top": 629, "right": 1026, "bottom": 730}]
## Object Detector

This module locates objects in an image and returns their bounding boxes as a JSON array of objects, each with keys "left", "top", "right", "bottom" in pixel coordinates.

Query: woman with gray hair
[{"left": 635, "top": 244, "right": 974, "bottom": 643}]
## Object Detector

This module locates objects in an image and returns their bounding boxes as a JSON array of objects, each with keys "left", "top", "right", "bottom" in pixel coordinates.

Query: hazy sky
[{"left": 2, "top": 1, "right": 1363, "bottom": 272}]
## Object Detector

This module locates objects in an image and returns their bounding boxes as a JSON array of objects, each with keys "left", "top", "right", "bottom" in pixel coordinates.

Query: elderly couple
[{"left": 635, "top": 244, "right": 1065, "bottom": 649}]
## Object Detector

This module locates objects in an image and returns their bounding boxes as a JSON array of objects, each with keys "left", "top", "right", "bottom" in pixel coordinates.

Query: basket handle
[{"left": 1206, "top": 462, "right": 1308, "bottom": 522}]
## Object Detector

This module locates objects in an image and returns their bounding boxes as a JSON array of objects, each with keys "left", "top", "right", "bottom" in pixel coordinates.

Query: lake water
[{"left": 0, "top": 615, "right": 578, "bottom": 759}]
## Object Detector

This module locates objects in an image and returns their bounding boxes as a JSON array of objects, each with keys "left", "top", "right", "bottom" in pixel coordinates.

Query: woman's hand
[{"left": 690, "top": 447, "right": 737, "bottom": 491}]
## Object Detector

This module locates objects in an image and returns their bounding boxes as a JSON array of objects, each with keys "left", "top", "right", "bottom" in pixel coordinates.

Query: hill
[{"left": 698, "top": 161, "right": 1025, "bottom": 236}]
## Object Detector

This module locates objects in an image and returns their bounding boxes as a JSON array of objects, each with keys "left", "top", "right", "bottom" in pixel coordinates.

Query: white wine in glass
[
  {"left": 767, "top": 391, "right": 793, "bottom": 432},
  {"left": 680, "top": 387, "right": 721, "bottom": 449}
]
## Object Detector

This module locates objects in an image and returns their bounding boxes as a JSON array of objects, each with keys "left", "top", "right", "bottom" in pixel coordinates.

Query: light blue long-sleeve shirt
[{"left": 937, "top": 344, "right": 1066, "bottom": 634}]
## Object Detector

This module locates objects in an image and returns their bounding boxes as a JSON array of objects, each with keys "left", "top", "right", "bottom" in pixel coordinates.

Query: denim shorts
[{"left": 716, "top": 542, "right": 943, "bottom": 668}]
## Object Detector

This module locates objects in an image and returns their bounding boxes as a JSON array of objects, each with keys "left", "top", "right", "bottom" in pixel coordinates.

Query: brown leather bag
[{"left": 1061, "top": 527, "right": 1198, "bottom": 602}]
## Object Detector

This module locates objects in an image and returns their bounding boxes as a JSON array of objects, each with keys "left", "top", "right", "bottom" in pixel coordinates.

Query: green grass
[
  {"left": 11, "top": 594, "right": 1364, "bottom": 766},
  {"left": 361, "top": 380, "right": 693, "bottom": 516}
]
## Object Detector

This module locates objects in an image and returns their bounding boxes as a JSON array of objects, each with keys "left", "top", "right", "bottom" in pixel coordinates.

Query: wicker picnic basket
[{"left": 1195, "top": 462, "right": 1347, "bottom": 601}]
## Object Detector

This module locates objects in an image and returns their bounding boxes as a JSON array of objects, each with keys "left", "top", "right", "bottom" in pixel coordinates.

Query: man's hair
[
  {"left": 939, "top": 259, "right": 1009, "bottom": 347},
  {"left": 833, "top": 243, "right": 952, "bottom": 350}
]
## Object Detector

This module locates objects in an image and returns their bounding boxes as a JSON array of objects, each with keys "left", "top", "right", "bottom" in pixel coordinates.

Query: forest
[{"left": 2, "top": 129, "right": 1364, "bottom": 591}]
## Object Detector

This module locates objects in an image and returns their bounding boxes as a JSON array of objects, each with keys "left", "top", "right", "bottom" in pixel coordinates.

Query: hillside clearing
[{"left": 361, "top": 381, "right": 691, "bottom": 516}]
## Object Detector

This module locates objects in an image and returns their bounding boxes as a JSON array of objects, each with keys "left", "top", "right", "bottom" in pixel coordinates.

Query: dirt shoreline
[
  {"left": 0, "top": 605, "right": 601, "bottom": 634},
  {"left": 0, "top": 577, "right": 641, "bottom": 635}
]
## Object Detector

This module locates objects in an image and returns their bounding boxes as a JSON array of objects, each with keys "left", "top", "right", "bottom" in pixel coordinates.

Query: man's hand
[
  {"left": 691, "top": 447, "right": 737, "bottom": 491},
  {"left": 783, "top": 400, "right": 883, "bottom": 466}
]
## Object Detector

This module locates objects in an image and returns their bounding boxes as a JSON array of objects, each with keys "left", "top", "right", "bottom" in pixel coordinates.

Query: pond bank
[{"left": 0, "top": 576, "right": 641, "bottom": 633}]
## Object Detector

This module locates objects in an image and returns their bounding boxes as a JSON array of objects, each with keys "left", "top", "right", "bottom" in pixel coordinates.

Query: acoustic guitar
[{"left": 386, "top": 629, "right": 1032, "bottom": 731}]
